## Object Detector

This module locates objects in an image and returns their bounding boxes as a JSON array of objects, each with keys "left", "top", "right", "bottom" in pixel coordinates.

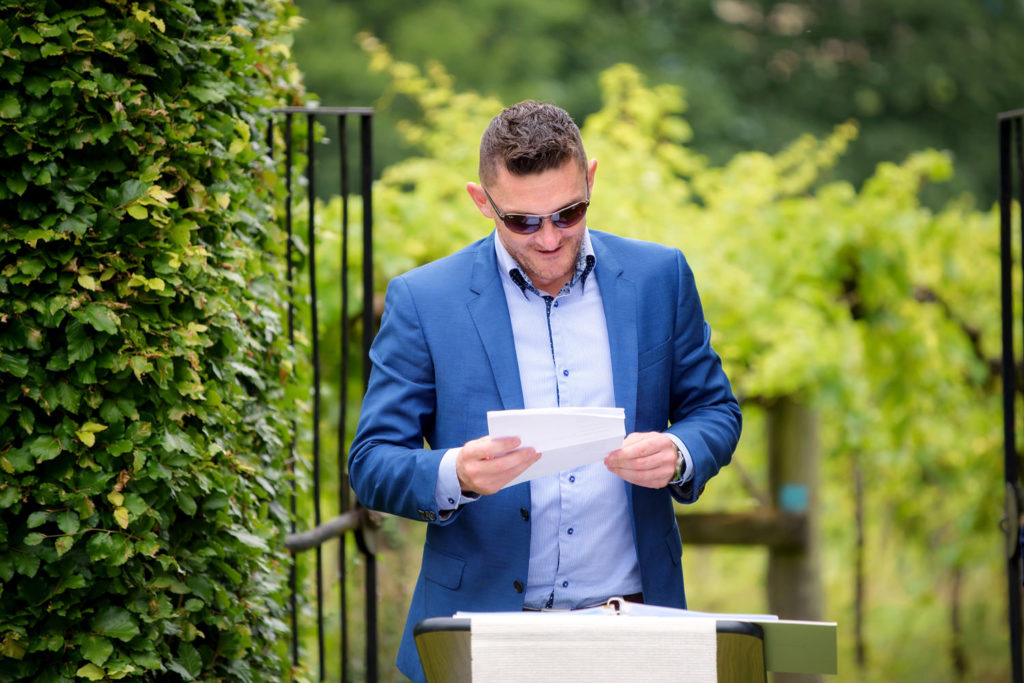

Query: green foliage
[
  {"left": 320, "top": 44, "right": 1006, "bottom": 679},
  {"left": 0, "top": 1, "right": 305, "bottom": 679},
  {"left": 292, "top": 0, "right": 1024, "bottom": 206}
]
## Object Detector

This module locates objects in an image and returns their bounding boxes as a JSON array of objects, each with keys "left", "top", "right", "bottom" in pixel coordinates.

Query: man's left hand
[{"left": 604, "top": 432, "right": 678, "bottom": 488}]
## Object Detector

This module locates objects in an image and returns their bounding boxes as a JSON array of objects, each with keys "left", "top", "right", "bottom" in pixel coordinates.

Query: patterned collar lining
[{"left": 505, "top": 240, "right": 597, "bottom": 299}]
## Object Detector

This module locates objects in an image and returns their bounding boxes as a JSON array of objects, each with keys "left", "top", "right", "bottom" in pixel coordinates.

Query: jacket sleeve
[
  {"left": 663, "top": 250, "right": 742, "bottom": 503},
  {"left": 347, "top": 276, "right": 450, "bottom": 523}
]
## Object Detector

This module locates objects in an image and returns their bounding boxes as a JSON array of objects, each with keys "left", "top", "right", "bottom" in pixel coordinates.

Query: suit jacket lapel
[
  {"left": 593, "top": 233, "right": 638, "bottom": 435},
  {"left": 467, "top": 235, "right": 525, "bottom": 410},
  {"left": 592, "top": 232, "right": 639, "bottom": 512}
]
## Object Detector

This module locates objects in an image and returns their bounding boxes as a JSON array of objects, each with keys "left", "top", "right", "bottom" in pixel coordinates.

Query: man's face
[{"left": 483, "top": 159, "right": 594, "bottom": 297}]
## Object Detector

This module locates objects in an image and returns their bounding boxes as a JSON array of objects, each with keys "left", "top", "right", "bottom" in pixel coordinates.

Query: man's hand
[
  {"left": 604, "top": 432, "right": 678, "bottom": 488},
  {"left": 456, "top": 436, "right": 542, "bottom": 496}
]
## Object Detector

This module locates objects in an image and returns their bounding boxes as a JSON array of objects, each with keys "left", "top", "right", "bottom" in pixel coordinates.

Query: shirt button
[
  {"left": 520, "top": 507, "right": 530, "bottom": 521},
  {"left": 569, "top": 475, "right": 575, "bottom": 483},
  {"left": 562, "top": 369, "right": 569, "bottom": 377},
  {"left": 562, "top": 581, "right": 569, "bottom": 588},
  {"left": 567, "top": 528, "right": 574, "bottom": 535},
  {"left": 513, "top": 580, "right": 524, "bottom": 594},
  {"left": 553, "top": 301, "right": 559, "bottom": 307},
  {"left": 447, "top": 497, "right": 455, "bottom": 506}
]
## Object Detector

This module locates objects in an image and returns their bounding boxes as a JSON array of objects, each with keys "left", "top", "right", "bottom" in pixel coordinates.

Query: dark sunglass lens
[
  {"left": 552, "top": 201, "right": 588, "bottom": 228},
  {"left": 504, "top": 214, "right": 543, "bottom": 234}
]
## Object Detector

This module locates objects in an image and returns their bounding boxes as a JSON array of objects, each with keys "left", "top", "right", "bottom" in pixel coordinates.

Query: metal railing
[
  {"left": 268, "top": 106, "right": 379, "bottom": 682},
  {"left": 999, "top": 107, "right": 1024, "bottom": 683}
]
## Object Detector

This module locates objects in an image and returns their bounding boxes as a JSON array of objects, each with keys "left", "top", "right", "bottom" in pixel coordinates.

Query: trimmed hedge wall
[{"left": 0, "top": 1, "right": 302, "bottom": 680}]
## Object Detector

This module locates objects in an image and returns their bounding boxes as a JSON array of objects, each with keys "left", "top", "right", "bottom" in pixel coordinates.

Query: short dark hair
[{"left": 478, "top": 100, "right": 587, "bottom": 186}]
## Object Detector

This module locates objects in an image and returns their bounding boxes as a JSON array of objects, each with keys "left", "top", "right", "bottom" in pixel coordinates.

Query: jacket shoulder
[{"left": 589, "top": 229, "right": 686, "bottom": 275}]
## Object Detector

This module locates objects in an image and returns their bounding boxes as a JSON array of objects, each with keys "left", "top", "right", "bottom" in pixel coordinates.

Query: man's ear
[{"left": 466, "top": 182, "right": 493, "bottom": 218}]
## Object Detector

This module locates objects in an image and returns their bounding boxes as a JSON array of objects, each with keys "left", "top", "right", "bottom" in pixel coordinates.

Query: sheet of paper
[
  {"left": 451, "top": 609, "right": 837, "bottom": 675},
  {"left": 486, "top": 407, "right": 625, "bottom": 488},
  {"left": 456, "top": 603, "right": 777, "bottom": 621},
  {"left": 467, "top": 613, "right": 717, "bottom": 682}
]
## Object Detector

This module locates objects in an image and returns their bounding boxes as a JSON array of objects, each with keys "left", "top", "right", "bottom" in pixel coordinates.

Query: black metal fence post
[
  {"left": 359, "top": 111, "right": 378, "bottom": 683},
  {"left": 337, "top": 112, "right": 352, "bottom": 683},
  {"left": 999, "top": 107, "right": 1024, "bottom": 683},
  {"left": 269, "top": 106, "right": 378, "bottom": 682}
]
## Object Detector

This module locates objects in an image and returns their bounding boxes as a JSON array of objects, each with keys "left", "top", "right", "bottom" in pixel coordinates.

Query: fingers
[
  {"left": 604, "top": 432, "right": 676, "bottom": 489},
  {"left": 605, "top": 432, "right": 667, "bottom": 468},
  {"left": 619, "top": 431, "right": 648, "bottom": 448},
  {"left": 463, "top": 435, "right": 522, "bottom": 459},
  {"left": 456, "top": 436, "right": 542, "bottom": 496}
]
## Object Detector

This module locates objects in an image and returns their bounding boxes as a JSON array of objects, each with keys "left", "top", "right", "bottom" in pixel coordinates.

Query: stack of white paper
[{"left": 486, "top": 407, "right": 625, "bottom": 488}]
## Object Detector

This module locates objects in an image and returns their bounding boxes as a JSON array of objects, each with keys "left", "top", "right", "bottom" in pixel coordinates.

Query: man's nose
[{"left": 532, "top": 219, "right": 562, "bottom": 248}]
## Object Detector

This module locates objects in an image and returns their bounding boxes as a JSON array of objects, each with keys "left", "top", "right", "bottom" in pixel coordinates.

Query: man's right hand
[{"left": 456, "top": 436, "right": 541, "bottom": 496}]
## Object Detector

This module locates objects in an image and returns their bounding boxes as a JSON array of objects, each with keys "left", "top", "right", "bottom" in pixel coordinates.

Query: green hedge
[{"left": 0, "top": 2, "right": 303, "bottom": 680}]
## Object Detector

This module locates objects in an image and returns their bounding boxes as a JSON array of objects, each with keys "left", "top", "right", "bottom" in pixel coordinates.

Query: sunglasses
[{"left": 482, "top": 185, "right": 590, "bottom": 235}]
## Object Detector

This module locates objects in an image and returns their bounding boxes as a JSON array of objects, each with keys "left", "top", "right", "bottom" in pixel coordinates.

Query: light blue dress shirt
[{"left": 435, "top": 228, "right": 692, "bottom": 609}]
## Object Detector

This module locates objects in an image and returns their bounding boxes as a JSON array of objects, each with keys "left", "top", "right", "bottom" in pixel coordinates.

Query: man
[{"left": 348, "top": 100, "right": 741, "bottom": 682}]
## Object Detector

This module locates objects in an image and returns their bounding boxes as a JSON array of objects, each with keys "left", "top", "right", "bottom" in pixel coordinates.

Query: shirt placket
[{"left": 546, "top": 286, "right": 583, "bottom": 605}]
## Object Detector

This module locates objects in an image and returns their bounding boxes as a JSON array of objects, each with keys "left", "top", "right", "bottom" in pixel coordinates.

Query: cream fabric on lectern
[{"left": 468, "top": 613, "right": 717, "bottom": 682}]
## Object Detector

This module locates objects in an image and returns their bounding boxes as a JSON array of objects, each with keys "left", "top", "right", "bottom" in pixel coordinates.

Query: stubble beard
[{"left": 515, "top": 230, "right": 584, "bottom": 294}]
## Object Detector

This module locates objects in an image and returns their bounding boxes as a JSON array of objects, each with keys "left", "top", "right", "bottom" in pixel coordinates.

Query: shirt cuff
[
  {"left": 435, "top": 447, "right": 481, "bottom": 515},
  {"left": 664, "top": 434, "right": 694, "bottom": 484}
]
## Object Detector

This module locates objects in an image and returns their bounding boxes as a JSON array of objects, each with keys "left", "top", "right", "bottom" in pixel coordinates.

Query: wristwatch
[{"left": 671, "top": 445, "right": 685, "bottom": 483}]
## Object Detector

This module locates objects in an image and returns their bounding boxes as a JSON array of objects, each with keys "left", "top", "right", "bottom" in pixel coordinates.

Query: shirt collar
[{"left": 494, "top": 228, "right": 597, "bottom": 299}]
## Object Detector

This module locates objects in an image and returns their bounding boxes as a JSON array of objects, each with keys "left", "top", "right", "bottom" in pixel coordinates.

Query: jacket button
[
  {"left": 520, "top": 507, "right": 529, "bottom": 521},
  {"left": 513, "top": 580, "right": 523, "bottom": 593}
]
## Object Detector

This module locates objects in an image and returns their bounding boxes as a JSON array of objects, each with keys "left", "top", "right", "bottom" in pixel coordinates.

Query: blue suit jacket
[{"left": 349, "top": 230, "right": 741, "bottom": 682}]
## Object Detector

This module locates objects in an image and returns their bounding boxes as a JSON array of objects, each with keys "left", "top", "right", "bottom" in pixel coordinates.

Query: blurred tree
[{"left": 292, "top": 0, "right": 1024, "bottom": 205}]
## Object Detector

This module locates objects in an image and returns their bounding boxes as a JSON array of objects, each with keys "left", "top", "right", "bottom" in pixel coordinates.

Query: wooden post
[{"left": 766, "top": 395, "right": 823, "bottom": 683}]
